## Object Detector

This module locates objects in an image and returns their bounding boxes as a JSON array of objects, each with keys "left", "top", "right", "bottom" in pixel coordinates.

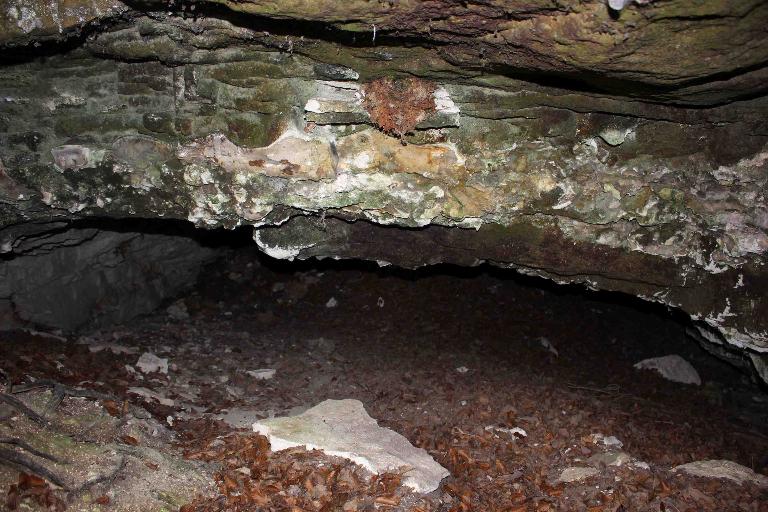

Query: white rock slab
[
  {"left": 484, "top": 425, "right": 527, "bottom": 439},
  {"left": 127, "top": 387, "right": 175, "bottom": 406},
  {"left": 588, "top": 451, "right": 631, "bottom": 467},
  {"left": 246, "top": 368, "right": 276, "bottom": 380},
  {"left": 634, "top": 354, "right": 701, "bottom": 385},
  {"left": 557, "top": 466, "right": 599, "bottom": 483},
  {"left": 589, "top": 433, "right": 623, "bottom": 449},
  {"left": 216, "top": 407, "right": 266, "bottom": 429},
  {"left": 673, "top": 460, "right": 768, "bottom": 487},
  {"left": 253, "top": 399, "right": 449, "bottom": 493},
  {"left": 136, "top": 352, "right": 168, "bottom": 374}
]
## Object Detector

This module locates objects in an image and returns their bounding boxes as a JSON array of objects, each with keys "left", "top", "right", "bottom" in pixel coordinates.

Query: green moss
[
  {"left": 155, "top": 490, "right": 189, "bottom": 508},
  {"left": 54, "top": 114, "right": 140, "bottom": 138},
  {"left": 223, "top": 114, "right": 273, "bottom": 147},
  {"left": 142, "top": 112, "right": 176, "bottom": 136},
  {"left": 657, "top": 187, "right": 685, "bottom": 206}
]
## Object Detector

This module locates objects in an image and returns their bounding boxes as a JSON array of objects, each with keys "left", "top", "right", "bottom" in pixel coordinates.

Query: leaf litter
[{"left": 1, "top": 249, "right": 767, "bottom": 511}]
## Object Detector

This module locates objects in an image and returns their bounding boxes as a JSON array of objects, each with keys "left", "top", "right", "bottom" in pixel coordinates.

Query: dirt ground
[{"left": 1, "top": 247, "right": 767, "bottom": 511}]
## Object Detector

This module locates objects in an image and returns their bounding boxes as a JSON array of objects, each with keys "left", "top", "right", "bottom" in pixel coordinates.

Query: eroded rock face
[
  {"left": 3, "top": 0, "right": 767, "bottom": 104},
  {"left": 0, "top": 2, "right": 767, "bottom": 378},
  {"left": 0, "top": 222, "right": 216, "bottom": 331}
]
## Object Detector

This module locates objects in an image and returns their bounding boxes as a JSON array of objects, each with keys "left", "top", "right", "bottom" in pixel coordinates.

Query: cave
[{"left": 1, "top": 0, "right": 768, "bottom": 510}]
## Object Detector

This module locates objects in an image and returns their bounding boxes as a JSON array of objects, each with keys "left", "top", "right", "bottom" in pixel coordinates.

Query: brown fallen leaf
[
  {"left": 93, "top": 495, "right": 110, "bottom": 505},
  {"left": 120, "top": 435, "right": 139, "bottom": 446}
]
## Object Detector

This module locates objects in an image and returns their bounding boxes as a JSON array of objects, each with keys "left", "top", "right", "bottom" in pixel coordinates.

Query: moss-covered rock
[{"left": 0, "top": 6, "right": 766, "bottom": 377}]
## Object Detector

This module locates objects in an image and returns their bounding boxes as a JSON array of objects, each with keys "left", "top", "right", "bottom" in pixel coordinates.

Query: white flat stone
[
  {"left": 136, "top": 352, "right": 168, "bottom": 374},
  {"left": 246, "top": 368, "right": 276, "bottom": 380},
  {"left": 557, "top": 466, "right": 599, "bottom": 483},
  {"left": 589, "top": 433, "right": 623, "bottom": 449},
  {"left": 673, "top": 460, "right": 768, "bottom": 487},
  {"left": 588, "top": 451, "right": 631, "bottom": 467},
  {"left": 253, "top": 399, "right": 449, "bottom": 493},
  {"left": 634, "top": 354, "right": 701, "bottom": 385},
  {"left": 127, "top": 387, "right": 174, "bottom": 406},
  {"left": 216, "top": 407, "right": 266, "bottom": 429}
]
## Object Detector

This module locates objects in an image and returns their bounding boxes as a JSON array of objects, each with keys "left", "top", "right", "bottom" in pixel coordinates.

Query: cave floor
[{"left": 1, "top": 249, "right": 767, "bottom": 511}]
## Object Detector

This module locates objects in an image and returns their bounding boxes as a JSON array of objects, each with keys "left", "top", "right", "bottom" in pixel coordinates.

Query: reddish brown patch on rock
[
  {"left": 279, "top": 159, "right": 300, "bottom": 176},
  {"left": 362, "top": 77, "right": 437, "bottom": 139}
]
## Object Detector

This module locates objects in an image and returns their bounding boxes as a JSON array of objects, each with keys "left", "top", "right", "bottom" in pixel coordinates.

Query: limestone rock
[
  {"left": 253, "top": 399, "right": 450, "bottom": 493},
  {"left": 0, "top": 225, "right": 216, "bottom": 331},
  {"left": 136, "top": 353, "right": 169, "bottom": 375},
  {"left": 588, "top": 451, "right": 631, "bottom": 468},
  {"left": 1, "top": 0, "right": 768, "bottom": 383},
  {"left": 246, "top": 369, "right": 276, "bottom": 380},
  {"left": 4, "top": 1, "right": 767, "bottom": 104},
  {"left": 634, "top": 355, "right": 702, "bottom": 385},
  {"left": 673, "top": 460, "right": 768, "bottom": 487},
  {"left": 166, "top": 300, "right": 190, "bottom": 321},
  {"left": 557, "top": 466, "right": 600, "bottom": 483},
  {"left": 216, "top": 407, "right": 267, "bottom": 429}
]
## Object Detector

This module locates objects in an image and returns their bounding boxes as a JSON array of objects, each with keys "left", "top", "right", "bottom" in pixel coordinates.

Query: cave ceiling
[{"left": 1, "top": 0, "right": 767, "bottom": 378}]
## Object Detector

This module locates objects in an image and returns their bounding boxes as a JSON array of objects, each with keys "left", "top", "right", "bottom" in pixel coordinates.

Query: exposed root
[
  {"left": 0, "top": 447, "right": 67, "bottom": 489},
  {"left": 14, "top": 379, "right": 111, "bottom": 401},
  {"left": 0, "top": 393, "right": 46, "bottom": 425},
  {"left": 0, "top": 438, "right": 64, "bottom": 464},
  {"left": 12, "top": 379, "right": 114, "bottom": 417},
  {"left": 67, "top": 455, "right": 127, "bottom": 500}
]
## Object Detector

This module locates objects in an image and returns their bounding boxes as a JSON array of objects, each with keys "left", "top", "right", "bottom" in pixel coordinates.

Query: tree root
[
  {"left": 11, "top": 379, "right": 114, "bottom": 417},
  {"left": 0, "top": 437, "right": 65, "bottom": 464},
  {"left": 0, "top": 393, "right": 47, "bottom": 425},
  {"left": 67, "top": 455, "right": 127, "bottom": 501},
  {"left": 0, "top": 447, "right": 67, "bottom": 489}
]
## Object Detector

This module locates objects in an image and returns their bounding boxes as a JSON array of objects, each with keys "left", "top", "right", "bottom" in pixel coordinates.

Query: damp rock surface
[
  {"left": 673, "top": 460, "right": 768, "bottom": 487},
  {"left": 0, "top": 224, "right": 216, "bottom": 331},
  {"left": 0, "top": 2, "right": 767, "bottom": 377},
  {"left": 557, "top": 466, "right": 600, "bottom": 483},
  {"left": 253, "top": 399, "right": 450, "bottom": 493},
  {"left": 634, "top": 355, "right": 702, "bottom": 386}
]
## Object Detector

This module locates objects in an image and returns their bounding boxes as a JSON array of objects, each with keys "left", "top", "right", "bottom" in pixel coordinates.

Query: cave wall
[
  {"left": 0, "top": 222, "right": 217, "bottom": 331},
  {"left": 0, "top": 0, "right": 766, "bottom": 376}
]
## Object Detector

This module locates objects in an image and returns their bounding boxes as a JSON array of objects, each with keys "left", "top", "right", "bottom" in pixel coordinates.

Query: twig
[
  {"left": 67, "top": 455, "right": 127, "bottom": 500},
  {"left": 14, "top": 379, "right": 110, "bottom": 401},
  {"left": 566, "top": 382, "right": 621, "bottom": 395},
  {"left": 0, "top": 393, "right": 47, "bottom": 425},
  {"left": 12, "top": 379, "right": 113, "bottom": 417},
  {"left": 0, "top": 437, "right": 65, "bottom": 463},
  {"left": 44, "top": 386, "right": 67, "bottom": 415},
  {"left": 0, "top": 447, "right": 67, "bottom": 489},
  {"left": 8, "top": 382, "right": 50, "bottom": 394}
]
